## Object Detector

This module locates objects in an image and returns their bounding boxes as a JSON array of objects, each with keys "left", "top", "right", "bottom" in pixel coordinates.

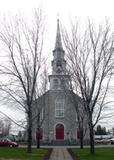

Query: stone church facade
[{"left": 32, "top": 20, "right": 89, "bottom": 144}]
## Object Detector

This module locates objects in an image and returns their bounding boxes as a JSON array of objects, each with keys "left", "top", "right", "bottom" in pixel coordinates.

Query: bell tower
[{"left": 49, "top": 19, "right": 71, "bottom": 90}]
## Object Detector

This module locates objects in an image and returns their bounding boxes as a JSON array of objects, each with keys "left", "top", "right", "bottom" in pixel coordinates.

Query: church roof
[{"left": 35, "top": 89, "right": 83, "bottom": 105}]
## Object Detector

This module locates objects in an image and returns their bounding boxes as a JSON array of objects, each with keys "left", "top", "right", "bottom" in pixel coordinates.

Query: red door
[
  {"left": 56, "top": 124, "right": 64, "bottom": 140},
  {"left": 36, "top": 129, "right": 43, "bottom": 140},
  {"left": 77, "top": 130, "right": 80, "bottom": 139}
]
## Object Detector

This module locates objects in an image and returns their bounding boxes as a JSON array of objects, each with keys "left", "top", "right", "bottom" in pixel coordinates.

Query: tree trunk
[
  {"left": 36, "top": 128, "right": 40, "bottom": 149},
  {"left": 80, "top": 129, "right": 84, "bottom": 149},
  {"left": 37, "top": 137, "right": 40, "bottom": 149},
  {"left": 36, "top": 114, "right": 40, "bottom": 149},
  {"left": 89, "top": 121, "right": 95, "bottom": 154},
  {"left": 27, "top": 110, "right": 32, "bottom": 153}
]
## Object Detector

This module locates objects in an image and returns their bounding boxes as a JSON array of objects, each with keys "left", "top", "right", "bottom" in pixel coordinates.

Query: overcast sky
[
  {"left": 0, "top": 0, "right": 114, "bottom": 17},
  {"left": 1, "top": 0, "right": 114, "bottom": 31},
  {"left": 0, "top": 0, "right": 114, "bottom": 132},
  {"left": 0, "top": 0, "right": 113, "bottom": 51},
  {"left": 0, "top": 0, "right": 114, "bottom": 51}
]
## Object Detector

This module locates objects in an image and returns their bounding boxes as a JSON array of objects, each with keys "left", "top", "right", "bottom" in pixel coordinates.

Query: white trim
[{"left": 54, "top": 122, "right": 65, "bottom": 140}]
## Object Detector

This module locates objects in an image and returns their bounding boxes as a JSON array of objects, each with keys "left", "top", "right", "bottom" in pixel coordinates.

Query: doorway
[{"left": 56, "top": 123, "right": 64, "bottom": 140}]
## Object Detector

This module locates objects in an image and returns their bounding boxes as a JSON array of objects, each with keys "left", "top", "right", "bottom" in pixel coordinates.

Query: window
[
  {"left": 54, "top": 79, "right": 59, "bottom": 88},
  {"left": 54, "top": 79, "right": 58, "bottom": 84},
  {"left": 61, "top": 79, "right": 65, "bottom": 87},
  {"left": 55, "top": 101, "right": 64, "bottom": 117},
  {"left": 56, "top": 60, "right": 62, "bottom": 67}
]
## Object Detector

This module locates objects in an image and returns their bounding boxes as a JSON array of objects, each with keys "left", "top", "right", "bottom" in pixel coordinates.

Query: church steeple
[
  {"left": 52, "top": 19, "right": 66, "bottom": 74},
  {"left": 49, "top": 19, "right": 71, "bottom": 90},
  {"left": 55, "top": 19, "right": 63, "bottom": 50}
]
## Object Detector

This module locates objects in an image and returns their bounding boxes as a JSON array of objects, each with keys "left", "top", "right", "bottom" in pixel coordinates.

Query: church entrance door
[
  {"left": 36, "top": 128, "right": 43, "bottom": 140},
  {"left": 56, "top": 124, "right": 64, "bottom": 140}
]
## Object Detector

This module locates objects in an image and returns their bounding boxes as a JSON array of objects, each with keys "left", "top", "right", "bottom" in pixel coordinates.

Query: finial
[
  {"left": 57, "top": 13, "right": 60, "bottom": 29},
  {"left": 57, "top": 13, "right": 60, "bottom": 21}
]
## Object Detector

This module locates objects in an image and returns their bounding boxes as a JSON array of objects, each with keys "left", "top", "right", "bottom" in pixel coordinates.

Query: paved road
[{"left": 49, "top": 148, "right": 73, "bottom": 160}]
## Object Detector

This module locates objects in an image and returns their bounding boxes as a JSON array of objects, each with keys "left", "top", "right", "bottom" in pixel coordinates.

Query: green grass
[
  {"left": 0, "top": 147, "right": 48, "bottom": 160},
  {"left": 71, "top": 147, "right": 114, "bottom": 160}
]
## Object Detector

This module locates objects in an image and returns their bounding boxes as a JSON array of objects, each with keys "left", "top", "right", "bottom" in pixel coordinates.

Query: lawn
[
  {"left": 0, "top": 147, "right": 48, "bottom": 160},
  {"left": 71, "top": 147, "right": 114, "bottom": 160}
]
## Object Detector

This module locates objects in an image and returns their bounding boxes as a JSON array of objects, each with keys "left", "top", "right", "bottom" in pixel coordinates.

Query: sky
[
  {"left": 1, "top": 0, "right": 114, "bottom": 37},
  {"left": 0, "top": 0, "right": 114, "bottom": 133},
  {"left": 0, "top": 0, "right": 114, "bottom": 17},
  {"left": 0, "top": 0, "right": 114, "bottom": 18},
  {"left": 0, "top": 0, "right": 114, "bottom": 52}
]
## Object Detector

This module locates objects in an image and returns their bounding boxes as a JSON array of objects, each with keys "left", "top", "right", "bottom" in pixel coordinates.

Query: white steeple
[{"left": 49, "top": 19, "right": 71, "bottom": 90}]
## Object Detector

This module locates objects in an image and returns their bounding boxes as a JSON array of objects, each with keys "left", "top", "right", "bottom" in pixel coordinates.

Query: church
[{"left": 32, "top": 20, "right": 89, "bottom": 145}]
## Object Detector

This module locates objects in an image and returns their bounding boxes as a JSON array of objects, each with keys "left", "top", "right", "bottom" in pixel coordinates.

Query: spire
[{"left": 55, "top": 19, "right": 63, "bottom": 50}]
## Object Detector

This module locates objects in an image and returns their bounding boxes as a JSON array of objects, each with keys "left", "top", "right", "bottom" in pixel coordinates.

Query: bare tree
[
  {"left": 70, "top": 93, "right": 88, "bottom": 149},
  {"left": 2, "top": 118, "right": 11, "bottom": 137},
  {"left": 63, "top": 20, "right": 114, "bottom": 154},
  {"left": 0, "top": 119, "right": 4, "bottom": 137},
  {"left": 35, "top": 62, "right": 49, "bottom": 148},
  {"left": 0, "top": 118, "right": 11, "bottom": 137},
  {"left": 0, "top": 9, "right": 45, "bottom": 153},
  {"left": 61, "top": 80, "right": 88, "bottom": 149}
]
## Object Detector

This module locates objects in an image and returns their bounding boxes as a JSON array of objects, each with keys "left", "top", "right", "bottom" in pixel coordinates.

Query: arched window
[{"left": 55, "top": 97, "right": 64, "bottom": 117}]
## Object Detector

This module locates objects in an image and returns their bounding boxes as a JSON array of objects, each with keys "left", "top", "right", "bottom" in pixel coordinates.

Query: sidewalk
[{"left": 49, "top": 148, "right": 73, "bottom": 160}]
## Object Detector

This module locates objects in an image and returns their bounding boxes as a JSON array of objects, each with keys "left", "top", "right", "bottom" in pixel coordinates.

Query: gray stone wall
[{"left": 31, "top": 90, "right": 89, "bottom": 143}]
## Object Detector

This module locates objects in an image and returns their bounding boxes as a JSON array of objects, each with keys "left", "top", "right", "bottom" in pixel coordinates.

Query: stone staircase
[{"left": 51, "top": 140, "right": 70, "bottom": 146}]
